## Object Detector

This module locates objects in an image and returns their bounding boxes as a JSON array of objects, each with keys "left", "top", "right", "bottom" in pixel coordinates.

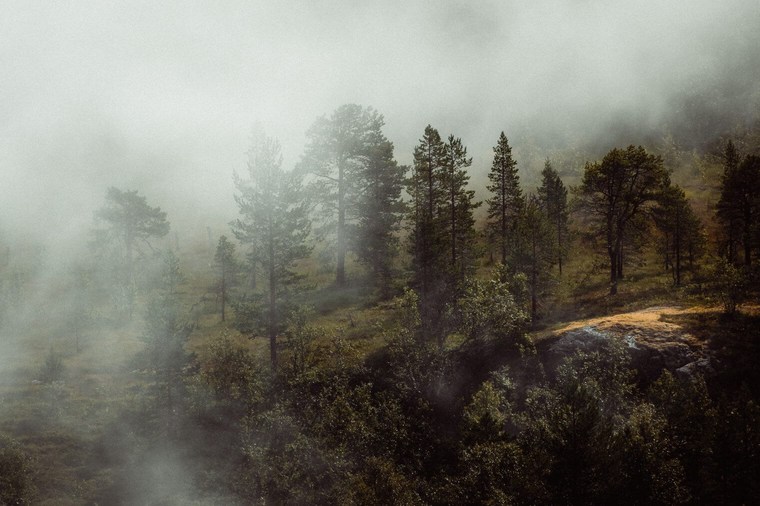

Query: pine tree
[
  {"left": 442, "top": 135, "right": 480, "bottom": 285},
  {"left": 142, "top": 250, "right": 193, "bottom": 436},
  {"left": 655, "top": 184, "right": 704, "bottom": 286},
  {"left": 232, "top": 131, "right": 311, "bottom": 369},
  {"left": 92, "top": 187, "right": 170, "bottom": 319},
  {"left": 717, "top": 151, "right": 760, "bottom": 266},
  {"left": 354, "top": 131, "right": 406, "bottom": 298},
  {"left": 716, "top": 140, "right": 742, "bottom": 263},
  {"left": 408, "top": 125, "right": 448, "bottom": 299},
  {"left": 576, "top": 146, "right": 670, "bottom": 295},
  {"left": 537, "top": 159, "right": 569, "bottom": 275},
  {"left": 299, "top": 104, "right": 399, "bottom": 287},
  {"left": 514, "top": 195, "right": 555, "bottom": 322},
  {"left": 486, "top": 132, "right": 523, "bottom": 267}
]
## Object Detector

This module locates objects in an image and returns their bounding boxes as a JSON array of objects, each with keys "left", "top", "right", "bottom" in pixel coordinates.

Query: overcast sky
[{"left": 1, "top": 0, "right": 758, "bottom": 252}]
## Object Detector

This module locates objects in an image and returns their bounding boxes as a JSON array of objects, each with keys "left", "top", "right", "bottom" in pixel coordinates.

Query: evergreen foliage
[
  {"left": 486, "top": 132, "right": 523, "bottom": 267},
  {"left": 232, "top": 131, "right": 311, "bottom": 369}
]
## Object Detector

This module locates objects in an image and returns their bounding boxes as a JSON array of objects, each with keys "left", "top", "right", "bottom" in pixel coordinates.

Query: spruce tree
[
  {"left": 514, "top": 195, "right": 555, "bottom": 322},
  {"left": 486, "top": 132, "right": 523, "bottom": 267},
  {"left": 717, "top": 150, "right": 760, "bottom": 266},
  {"left": 537, "top": 159, "right": 569, "bottom": 275},
  {"left": 232, "top": 131, "right": 311, "bottom": 369},
  {"left": 408, "top": 125, "right": 448, "bottom": 299},
  {"left": 716, "top": 140, "right": 742, "bottom": 263},
  {"left": 655, "top": 184, "right": 703, "bottom": 286},
  {"left": 442, "top": 135, "right": 480, "bottom": 285},
  {"left": 354, "top": 124, "right": 406, "bottom": 297}
]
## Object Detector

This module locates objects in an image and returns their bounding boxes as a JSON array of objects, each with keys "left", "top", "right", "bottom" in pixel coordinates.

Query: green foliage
[
  {"left": 299, "top": 104, "right": 403, "bottom": 288},
  {"left": 486, "top": 131, "right": 524, "bottom": 266},
  {"left": 710, "top": 258, "right": 747, "bottom": 314},
  {"left": 457, "top": 267, "right": 529, "bottom": 343},
  {"left": 232, "top": 129, "right": 312, "bottom": 368},
  {"left": 199, "top": 335, "right": 266, "bottom": 413},
  {"left": 575, "top": 145, "right": 670, "bottom": 294},
  {"left": 538, "top": 159, "right": 570, "bottom": 275},
  {"left": 716, "top": 143, "right": 760, "bottom": 266}
]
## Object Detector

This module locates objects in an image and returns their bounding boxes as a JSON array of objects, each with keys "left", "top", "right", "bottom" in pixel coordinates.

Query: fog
[
  {"left": 2, "top": 0, "right": 758, "bottom": 255},
  {"left": 1, "top": 3, "right": 759, "bottom": 502}
]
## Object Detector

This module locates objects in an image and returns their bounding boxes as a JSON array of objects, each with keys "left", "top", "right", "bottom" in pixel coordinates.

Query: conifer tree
[
  {"left": 717, "top": 150, "right": 760, "bottom": 266},
  {"left": 299, "top": 104, "right": 400, "bottom": 287},
  {"left": 576, "top": 146, "right": 670, "bottom": 295},
  {"left": 515, "top": 196, "right": 555, "bottom": 322},
  {"left": 354, "top": 125, "right": 406, "bottom": 297},
  {"left": 716, "top": 140, "right": 742, "bottom": 263},
  {"left": 232, "top": 131, "right": 311, "bottom": 369},
  {"left": 92, "top": 187, "right": 170, "bottom": 319},
  {"left": 486, "top": 132, "right": 523, "bottom": 267},
  {"left": 655, "top": 184, "right": 704, "bottom": 286},
  {"left": 537, "top": 159, "right": 569, "bottom": 275},
  {"left": 408, "top": 125, "right": 448, "bottom": 299},
  {"left": 442, "top": 135, "right": 480, "bottom": 285},
  {"left": 142, "top": 250, "right": 193, "bottom": 436}
]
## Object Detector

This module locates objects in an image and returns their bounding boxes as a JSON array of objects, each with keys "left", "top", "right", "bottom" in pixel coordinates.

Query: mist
[{"left": 2, "top": 0, "right": 759, "bottom": 254}]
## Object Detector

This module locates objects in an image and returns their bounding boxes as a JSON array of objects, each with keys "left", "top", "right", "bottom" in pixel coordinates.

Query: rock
[
  {"left": 544, "top": 322, "right": 705, "bottom": 383},
  {"left": 675, "top": 358, "right": 715, "bottom": 380}
]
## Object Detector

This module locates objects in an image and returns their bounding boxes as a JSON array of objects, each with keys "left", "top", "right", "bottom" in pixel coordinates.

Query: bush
[{"left": 0, "top": 435, "right": 34, "bottom": 504}]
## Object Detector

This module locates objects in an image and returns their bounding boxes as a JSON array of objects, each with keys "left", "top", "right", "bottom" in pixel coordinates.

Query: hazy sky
[{"left": 1, "top": 0, "right": 758, "bottom": 252}]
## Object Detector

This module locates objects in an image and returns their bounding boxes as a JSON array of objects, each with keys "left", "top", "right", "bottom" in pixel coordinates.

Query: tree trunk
[
  {"left": 268, "top": 215, "right": 277, "bottom": 371},
  {"left": 557, "top": 214, "right": 563, "bottom": 276},
  {"left": 337, "top": 159, "right": 346, "bottom": 286},
  {"left": 220, "top": 272, "right": 226, "bottom": 322},
  {"left": 501, "top": 171, "right": 507, "bottom": 265},
  {"left": 451, "top": 172, "right": 456, "bottom": 271},
  {"left": 608, "top": 245, "right": 618, "bottom": 295}
]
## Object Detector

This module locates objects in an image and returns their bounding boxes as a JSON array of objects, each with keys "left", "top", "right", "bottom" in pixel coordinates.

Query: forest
[
  {"left": 2, "top": 2, "right": 760, "bottom": 505},
  {"left": 1, "top": 100, "right": 760, "bottom": 504}
]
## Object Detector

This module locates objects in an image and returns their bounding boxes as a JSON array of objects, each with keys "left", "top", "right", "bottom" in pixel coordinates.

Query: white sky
[{"left": 1, "top": 0, "right": 758, "bottom": 250}]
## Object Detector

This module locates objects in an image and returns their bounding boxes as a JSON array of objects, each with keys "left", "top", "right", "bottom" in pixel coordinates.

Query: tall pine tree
[
  {"left": 232, "top": 131, "right": 311, "bottom": 369},
  {"left": 299, "top": 104, "right": 400, "bottom": 287},
  {"left": 442, "top": 135, "right": 480, "bottom": 285},
  {"left": 486, "top": 132, "right": 523, "bottom": 268},
  {"left": 537, "top": 159, "right": 569, "bottom": 275},
  {"left": 354, "top": 124, "right": 406, "bottom": 297},
  {"left": 716, "top": 140, "right": 742, "bottom": 263}
]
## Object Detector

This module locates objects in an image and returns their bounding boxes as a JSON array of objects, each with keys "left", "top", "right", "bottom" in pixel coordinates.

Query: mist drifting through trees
[{"left": 1, "top": 1, "right": 760, "bottom": 504}]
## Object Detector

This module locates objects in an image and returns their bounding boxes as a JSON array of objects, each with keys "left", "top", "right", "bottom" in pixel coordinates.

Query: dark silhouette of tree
[
  {"left": 654, "top": 184, "right": 704, "bottom": 285},
  {"left": 486, "top": 132, "right": 523, "bottom": 267},
  {"left": 442, "top": 134, "right": 480, "bottom": 285},
  {"left": 232, "top": 131, "right": 311, "bottom": 370},
  {"left": 299, "top": 104, "right": 399, "bottom": 287},
  {"left": 537, "top": 159, "right": 569, "bottom": 275},
  {"left": 214, "top": 235, "right": 239, "bottom": 322},
  {"left": 717, "top": 151, "right": 760, "bottom": 266},
  {"left": 576, "top": 146, "right": 670, "bottom": 294},
  {"left": 354, "top": 123, "right": 406, "bottom": 297},
  {"left": 515, "top": 195, "right": 556, "bottom": 322},
  {"left": 142, "top": 250, "right": 193, "bottom": 436},
  {"left": 407, "top": 126, "right": 446, "bottom": 312},
  {"left": 716, "top": 140, "right": 742, "bottom": 263}
]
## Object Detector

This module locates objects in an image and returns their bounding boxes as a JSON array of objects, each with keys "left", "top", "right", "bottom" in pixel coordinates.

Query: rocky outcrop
[{"left": 540, "top": 307, "right": 713, "bottom": 382}]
